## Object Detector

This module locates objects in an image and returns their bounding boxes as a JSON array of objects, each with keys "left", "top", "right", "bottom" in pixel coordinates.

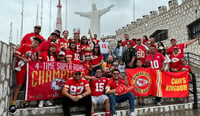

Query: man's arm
[{"left": 187, "top": 37, "right": 199, "bottom": 46}]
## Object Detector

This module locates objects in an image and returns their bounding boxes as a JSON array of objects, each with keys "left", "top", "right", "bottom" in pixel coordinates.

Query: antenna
[
  {"left": 36, "top": 5, "right": 39, "bottom": 25},
  {"left": 20, "top": 1, "right": 24, "bottom": 42},
  {"left": 65, "top": 0, "right": 67, "bottom": 29},
  {"left": 17, "top": 30, "right": 19, "bottom": 45},
  {"left": 49, "top": 0, "right": 52, "bottom": 33},
  {"left": 56, "top": 0, "right": 62, "bottom": 31},
  {"left": 133, "top": 0, "right": 135, "bottom": 21},
  {"left": 9, "top": 22, "right": 13, "bottom": 44},
  {"left": 40, "top": 0, "right": 43, "bottom": 27}
]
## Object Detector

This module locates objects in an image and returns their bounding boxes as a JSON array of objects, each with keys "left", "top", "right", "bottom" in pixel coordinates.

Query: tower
[
  {"left": 9, "top": 22, "right": 13, "bottom": 43},
  {"left": 20, "top": 1, "right": 24, "bottom": 42},
  {"left": 56, "top": 0, "right": 62, "bottom": 32}
]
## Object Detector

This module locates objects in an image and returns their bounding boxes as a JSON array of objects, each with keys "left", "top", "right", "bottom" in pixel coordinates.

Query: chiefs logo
[
  {"left": 171, "top": 58, "right": 179, "bottom": 63},
  {"left": 51, "top": 78, "right": 66, "bottom": 91},
  {"left": 132, "top": 71, "right": 151, "bottom": 94}
]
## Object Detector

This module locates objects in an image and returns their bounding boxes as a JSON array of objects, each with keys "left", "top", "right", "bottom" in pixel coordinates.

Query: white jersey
[
  {"left": 98, "top": 41, "right": 110, "bottom": 54},
  {"left": 118, "top": 63, "right": 126, "bottom": 73}
]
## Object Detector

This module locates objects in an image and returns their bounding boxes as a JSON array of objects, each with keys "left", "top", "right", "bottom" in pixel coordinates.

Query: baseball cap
[
  {"left": 59, "top": 51, "right": 65, "bottom": 56},
  {"left": 74, "top": 71, "right": 81, "bottom": 75},
  {"left": 136, "top": 38, "right": 142, "bottom": 41},
  {"left": 150, "top": 44, "right": 156, "bottom": 48},
  {"left": 173, "top": 46, "right": 179, "bottom": 50}
]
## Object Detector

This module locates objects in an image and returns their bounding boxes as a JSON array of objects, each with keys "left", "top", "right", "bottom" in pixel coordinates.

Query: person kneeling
[
  {"left": 61, "top": 71, "right": 92, "bottom": 116},
  {"left": 105, "top": 69, "right": 136, "bottom": 116}
]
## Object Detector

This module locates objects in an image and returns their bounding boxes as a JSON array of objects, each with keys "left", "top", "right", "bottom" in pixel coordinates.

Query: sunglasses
[
  {"left": 35, "top": 27, "right": 41, "bottom": 29},
  {"left": 75, "top": 73, "right": 81, "bottom": 75},
  {"left": 113, "top": 73, "right": 119, "bottom": 75}
]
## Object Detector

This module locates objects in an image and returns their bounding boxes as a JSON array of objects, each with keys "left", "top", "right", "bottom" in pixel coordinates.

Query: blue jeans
[
  {"left": 108, "top": 92, "right": 135, "bottom": 115},
  {"left": 103, "top": 53, "right": 109, "bottom": 62}
]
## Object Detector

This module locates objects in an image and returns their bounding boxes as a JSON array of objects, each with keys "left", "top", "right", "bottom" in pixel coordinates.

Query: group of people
[{"left": 9, "top": 25, "right": 199, "bottom": 116}]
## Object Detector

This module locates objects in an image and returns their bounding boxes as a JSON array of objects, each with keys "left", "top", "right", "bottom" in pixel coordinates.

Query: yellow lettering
[
  {"left": 39, "top": 71, "right": 45, "bottom": 85},
  {"left": 53, "top": 70, "right": 60, "bottom": 79},
  {"left": 46, "top": 70, "right": 52, "bottom": 83},
  {"left": 61, "top": 70, "right": 67, "bottom": 79},
  {"left": 32, "top": 71, "right": 38, "bottom": 87}
]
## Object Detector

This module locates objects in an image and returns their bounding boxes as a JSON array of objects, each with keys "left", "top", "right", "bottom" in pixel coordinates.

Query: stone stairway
[{"left": 8, "top": 66, "right": 200, "bottom": 116}]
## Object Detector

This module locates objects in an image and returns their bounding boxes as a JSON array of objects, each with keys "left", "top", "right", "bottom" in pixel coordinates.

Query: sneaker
[
  {"left": 130, "top": 111, "right": 136, "bottom": 116},
  {"left": 9, "top": 105, "right": 16, "bottom": 113},
  {"left": 38, "top": 100, "right": 44, "bottom": 107},
  {"left": 45, "top": 100, "right": 53, "bottom": 106},
  {"left": 156, "top": 102, "right": 161, "bottom": 106},
  {"left": 23, "top": 102, "right": 29, "bottom": 108}
]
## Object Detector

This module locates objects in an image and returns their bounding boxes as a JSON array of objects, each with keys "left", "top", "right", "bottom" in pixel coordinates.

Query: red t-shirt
[
  {"left": 177, "top": 65, "right": 192, "bottom": 73},
  {"left": 64, "top": 77, "right": 90, "bottom": 96},
  {"left": 143, "top": 40, "right": 148, "bottom": 45},
  {"left": 89, "top": 77, "right": 108, "bottom": 96},
  {"left": 56, "top": 38, "right": 69, "bottom": 50},
  {"left": 91, "top": 54, "right": 103, "bottom": 65},
  {"left": 38, "top": 51, "right": 57, "bottom": 61},
  {"left": 14, "top": 44, "right": 37, "bottom": 63},
  {"left": 106, "top": 78, "right": 125, "bottom": 90},
  {"left": 80, "top": 44, "right": 91, "bottom": 55},
  {"left": 20, "top": 32, "right": 45, "bottom": 46},
  {"left": 66, "top": 48, "right": 81, "bottom": 64},
  {"left": 167, "top": 43, "right": 187, "bottom": 55},
  {"left": 169, "top": 53, "right": 184, "bottom": 68},
  {"left": 122, "top": 40, "right": 135, "bottom": 47},
  {"left": 133, "top": 44, "right": 148, "bottom": 64},
  {"left": 146, "top": 52, "right": 166, "bottom": 70},
  {"left": 91, "top": 38, "right": 99, "bottom": 44}
]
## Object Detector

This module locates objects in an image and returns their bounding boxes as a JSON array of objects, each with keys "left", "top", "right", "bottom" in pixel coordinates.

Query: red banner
[
  {"left": 25, "top": 62, "right": 88, "bottom": 101},
  {"left": 127, "top": 68, "right": 189, "bottom": 98}
]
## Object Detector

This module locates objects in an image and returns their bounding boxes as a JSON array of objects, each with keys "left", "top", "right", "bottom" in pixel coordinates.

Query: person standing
[
  {"left": 167, "top": 37, "right": 199, "bottom": 55},
  {"left": 20, "top": 25, "right": 45, "bottom": 46},
  {"left": 62, "top": 71, "right": 92, "bottom": 116},
  {"left": 9, "top": 37, "right": 42, "bottom": 113},
  {"left": 145, "top": 44, "right": 166, "bottom": 105},
  {"left": 112, "top": 40, "right": 126, "bottom": 62},
  {"left": 98, "top": 36, "right": 110, "bottom": 61},
  {"left": 105, "top": 69, "right": 136, "bottom": 116},
  {"left": 88, "top": 29, "right": 100, "bottom": 44},
  {"left": 66, "top": 40, "right": 81, "bottom": 64},
  {"left": 57, "top": 30, "right": 70, "bottom": 51},
  {"left": 122, "top": 34, "right": 135, "bottom": 47},
  {"left": 122, "top": 41, "right": 137, "bottom": 68}
]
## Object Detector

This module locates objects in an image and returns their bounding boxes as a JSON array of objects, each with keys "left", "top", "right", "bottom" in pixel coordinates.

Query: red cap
[
  {"left": 136, "top": 38, "right": 142, "bottom": 41},
  {"left": 170, "top": 38, "right": 176, "bottom": 41},
  {"left": 70, "top": 39, "right": 77, "bottom": 43},
  {"left": 150, "top": 44, "right": 156, "bottom": 48},
  {"left": 59, "top": 51, "right": 65, "bottom": 56},
  {"left": 173, "top": 46, "right": 179, "bottom": 50},
  {"left": 85, "top": 52, "right": 92, "bottom": 56}
]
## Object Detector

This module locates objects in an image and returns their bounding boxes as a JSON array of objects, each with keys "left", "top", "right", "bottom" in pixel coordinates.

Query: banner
[
  {"left": 25, "top": 62, "right": 88, "bottom": 101},
  {"left": 115, "top": 84, "right": 135, "bottom": 96},
  {"left": 127, "top": 68, "right": 189, "bottom": 97}
]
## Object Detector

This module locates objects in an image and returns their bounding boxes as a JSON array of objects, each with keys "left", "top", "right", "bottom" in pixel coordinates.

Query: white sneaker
[
  {"left": 45, "top": 100, "right": 53, "bottom": 106},
  {"left": 130, "top": 111, "right": 136, "bottom": 116},
  {"left": 38, "top": 100, "right": 44, "bottom": 107}
]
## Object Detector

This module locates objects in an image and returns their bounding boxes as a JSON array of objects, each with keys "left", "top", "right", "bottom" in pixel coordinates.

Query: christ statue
[{"left": 75, "top": 4, "right": 114, "bottom": 38}]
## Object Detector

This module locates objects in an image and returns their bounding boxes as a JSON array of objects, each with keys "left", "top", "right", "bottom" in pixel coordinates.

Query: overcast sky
[{"left": 0, "top": 0, "right": 181, "bottom": 44}]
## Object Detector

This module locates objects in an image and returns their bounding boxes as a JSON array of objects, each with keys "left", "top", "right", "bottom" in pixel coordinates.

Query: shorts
[
  {"left": 92, "top": 95, "right": 108, "bottom": 105},
  {"left": 15, "top": 66, "right": 26, "bottom": 85}
]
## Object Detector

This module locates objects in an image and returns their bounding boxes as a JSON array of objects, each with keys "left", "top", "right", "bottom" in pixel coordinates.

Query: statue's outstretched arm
[
  {"left": 99, "top": 5, "right": 114, "bottom": 16},
  {"left": 75, "top": 12, "right": 91, "bottom": 18}
]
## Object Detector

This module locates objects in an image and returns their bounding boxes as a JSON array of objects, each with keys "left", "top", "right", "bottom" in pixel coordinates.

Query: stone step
[{"left": 8, "top": 102, "right": 200, "bottom": 116}]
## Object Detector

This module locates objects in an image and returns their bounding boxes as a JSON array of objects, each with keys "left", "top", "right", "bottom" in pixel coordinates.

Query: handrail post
[
  {"left": 187, "top": 52, "right": 190, "bottom": 65},
  {"left": 191, "top": 72, "right": 198, "bottom": 109}
]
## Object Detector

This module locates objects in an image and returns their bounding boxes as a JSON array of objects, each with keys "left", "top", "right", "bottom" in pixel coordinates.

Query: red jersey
[
  {"left": 91, "top": 38, "right": 99, "bottom": 44},
  {"left": 146, "top": 52, "right": 166, "bottom": 70},
  {"left": 177, "top": 65, "right": 192, "bottom": 72},
  {"left": 91, "top": 54, "right": 103, "bottom": 64},
  {"left": 89, "top": 77, "right": 108, "bottom": 96},
  {"left": 14, "top": 44, "right": 37, "bottom": 62},
  {"left": 76, "top": 42, "right": 81, "bottom": 53},
  {"left": 80, "top": 44, "right": 91, "bottom": 55},
  {"left": 167, "top": 43, "right": 187, "bottom": 55},
  {"left": 64, "top": 77, "right": 90, "bottom": 96},
  {"left": 106, "top": 78, "right": 125, "bottom": 90},
  {"left": 169, "top": 53, "right": 184, "bottom": 68},
  {"left": 143, "top": 40, "right": 148, "bottom": 45},
  {"left": 122, "top": 40, "right": 135, "bottom": 47},
  {"left": 20, "top": 32, "right": 45, "bottom": 46},
  {"left": 82, "top": 61, "right": 93, "bottom": 75},
  {"left": 66, "top": 48, "right": 81, "bottom": 64},
  {"left": 38, "top": 51, "right": 57, "bottom": 61},
  {"left": 134, "top": 44, "right": 148, "bottom": 64},
  {"left": 56, "top": 38, "right": 69, "bottom": 50},
  {"left": 38, "top": 40, "right": 59, "bottom": 53}
]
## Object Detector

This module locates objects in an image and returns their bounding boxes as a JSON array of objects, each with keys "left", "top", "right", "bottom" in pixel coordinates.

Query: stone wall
[
  {"left": 0, "top": 41, "right": 17, "bottom": 116},
  {"left": 116, "top": 0, "right": 200, "bottom": 54}
]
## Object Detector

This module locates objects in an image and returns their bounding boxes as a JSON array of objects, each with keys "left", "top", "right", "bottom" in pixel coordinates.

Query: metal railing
[{"left": 184, "top": 52, "right": 199, "bottom": 109}]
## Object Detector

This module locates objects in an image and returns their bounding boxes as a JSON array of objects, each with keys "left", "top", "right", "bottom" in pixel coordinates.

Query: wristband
[{"left": 81, "top": 94, "right": 84, "bottom": 97}]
